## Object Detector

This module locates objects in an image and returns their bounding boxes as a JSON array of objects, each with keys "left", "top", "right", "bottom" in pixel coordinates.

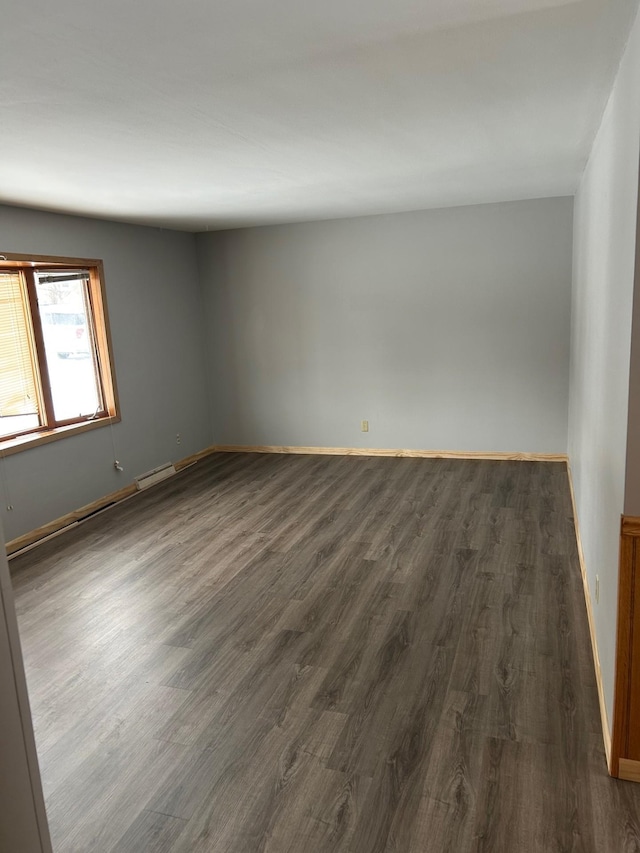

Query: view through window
[{"left": 0, "top": 256, "right": 118, "bottom": 446}]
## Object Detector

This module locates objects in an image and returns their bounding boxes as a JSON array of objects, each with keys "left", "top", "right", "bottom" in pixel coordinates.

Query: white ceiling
[{"left": 1, "top": 0, "right": 638, "bottom": 231}]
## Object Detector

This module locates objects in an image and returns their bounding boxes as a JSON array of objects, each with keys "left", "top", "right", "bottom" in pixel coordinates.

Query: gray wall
[
  {"left": 568, "top": 3, "right": 640, "bottom": 727},
  {"left": 197, "top": 198, "right": 573, "bottom": 454},
  {"left": 0, "top": 205, "right": 212, "bottom": 541}
]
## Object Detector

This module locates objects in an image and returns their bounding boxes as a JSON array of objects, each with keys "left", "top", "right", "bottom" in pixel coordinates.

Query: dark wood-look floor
[{"left": 10, "top": 453, "right": 640, "bottom": 852}]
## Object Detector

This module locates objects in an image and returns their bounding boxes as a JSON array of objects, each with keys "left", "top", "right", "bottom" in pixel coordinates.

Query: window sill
[{"left": 0, "top": 415, "right": 120, "bottom": 457}]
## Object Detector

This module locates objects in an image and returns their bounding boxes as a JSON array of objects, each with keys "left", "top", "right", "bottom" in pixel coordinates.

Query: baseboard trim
[
  {"left": 214, "top": 444, "right": 568, "bottom": 462},
  {"left": 619, "top": 758, "right": 640, "bottom": 783},
  {"left": 566, "top": 462, "right": 612, "bottom": 770},
  {"left": 174, "top": 444, "right": 218, "bottom": 471},
  {"left": 6, "top": 484, "right": 138, "bottom": 557},
  {"left": 6, "top": 445, "right": 219, "bottom": 557}
]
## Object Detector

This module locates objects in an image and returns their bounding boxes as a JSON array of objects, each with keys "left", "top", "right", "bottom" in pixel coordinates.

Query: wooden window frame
[{"left": 0, "top": 253, "right": 120, "bottom": 456}]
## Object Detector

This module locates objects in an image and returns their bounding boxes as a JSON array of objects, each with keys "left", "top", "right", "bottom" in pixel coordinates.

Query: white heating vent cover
[{"left": 134, "top": 463, "right": 176, "bottom": 491}]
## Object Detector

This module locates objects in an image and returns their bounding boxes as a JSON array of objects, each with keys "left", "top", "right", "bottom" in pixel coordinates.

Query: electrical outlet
[
  {"left": 176, "top": 433, "right": 182, "bottom": 445},
  {"left": 361, "top": 420, "right": 369, "bottom": 433},
  {"left": 595, "top": 575, "right": 600, "bottom": 604}
]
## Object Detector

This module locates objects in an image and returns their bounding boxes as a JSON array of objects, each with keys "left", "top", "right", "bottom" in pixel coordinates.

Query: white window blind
[{"left": 0, "top": 271, "right": 40, "bottom": 437}]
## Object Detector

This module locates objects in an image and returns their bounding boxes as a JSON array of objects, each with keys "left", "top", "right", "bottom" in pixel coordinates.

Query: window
[{"left": 0, "top": 254, "right": 119, "bottom": 453}]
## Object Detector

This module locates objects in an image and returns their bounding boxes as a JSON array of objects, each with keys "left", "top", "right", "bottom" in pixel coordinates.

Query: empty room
[{"left": 3, "top": 1, "right": 640, "bottom": 851}]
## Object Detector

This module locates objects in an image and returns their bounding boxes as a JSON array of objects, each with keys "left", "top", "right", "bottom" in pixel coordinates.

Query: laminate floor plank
[
  {"left": 45, "top": 733, "right": 188, "bottom": 853},
  {"left": 263, "top": 766, "right": 370, "bottom": 853},
  {"left": 110, "top": 810, "right": 188, "bottom": 853},
  {"left": 10, "top": 453, "right": 640, "bottom": 852}
]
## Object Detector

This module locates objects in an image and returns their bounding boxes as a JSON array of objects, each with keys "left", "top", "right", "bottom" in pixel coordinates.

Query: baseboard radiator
[{"left": 134, "top": 463, "right": 176, "bottom": 491}]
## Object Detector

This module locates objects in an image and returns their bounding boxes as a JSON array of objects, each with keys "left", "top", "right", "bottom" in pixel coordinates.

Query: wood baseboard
[
  {"left": 213, "top": 444, "right": 568, "bottom": 462},
  {"left": 6, "top": 445, "right": 219, "bottom": 557},
  {"left": 566, "top": 463, "right": 612, "bottom": 769},
  {"left": 174, "top": 444, "right": 218, "bottom": 471},
  {"left": 619, "top": 758, "right": 640, "bottom": 783},
  {"left": 6, "top": 484, "right": 138, "bottom": 556}
]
